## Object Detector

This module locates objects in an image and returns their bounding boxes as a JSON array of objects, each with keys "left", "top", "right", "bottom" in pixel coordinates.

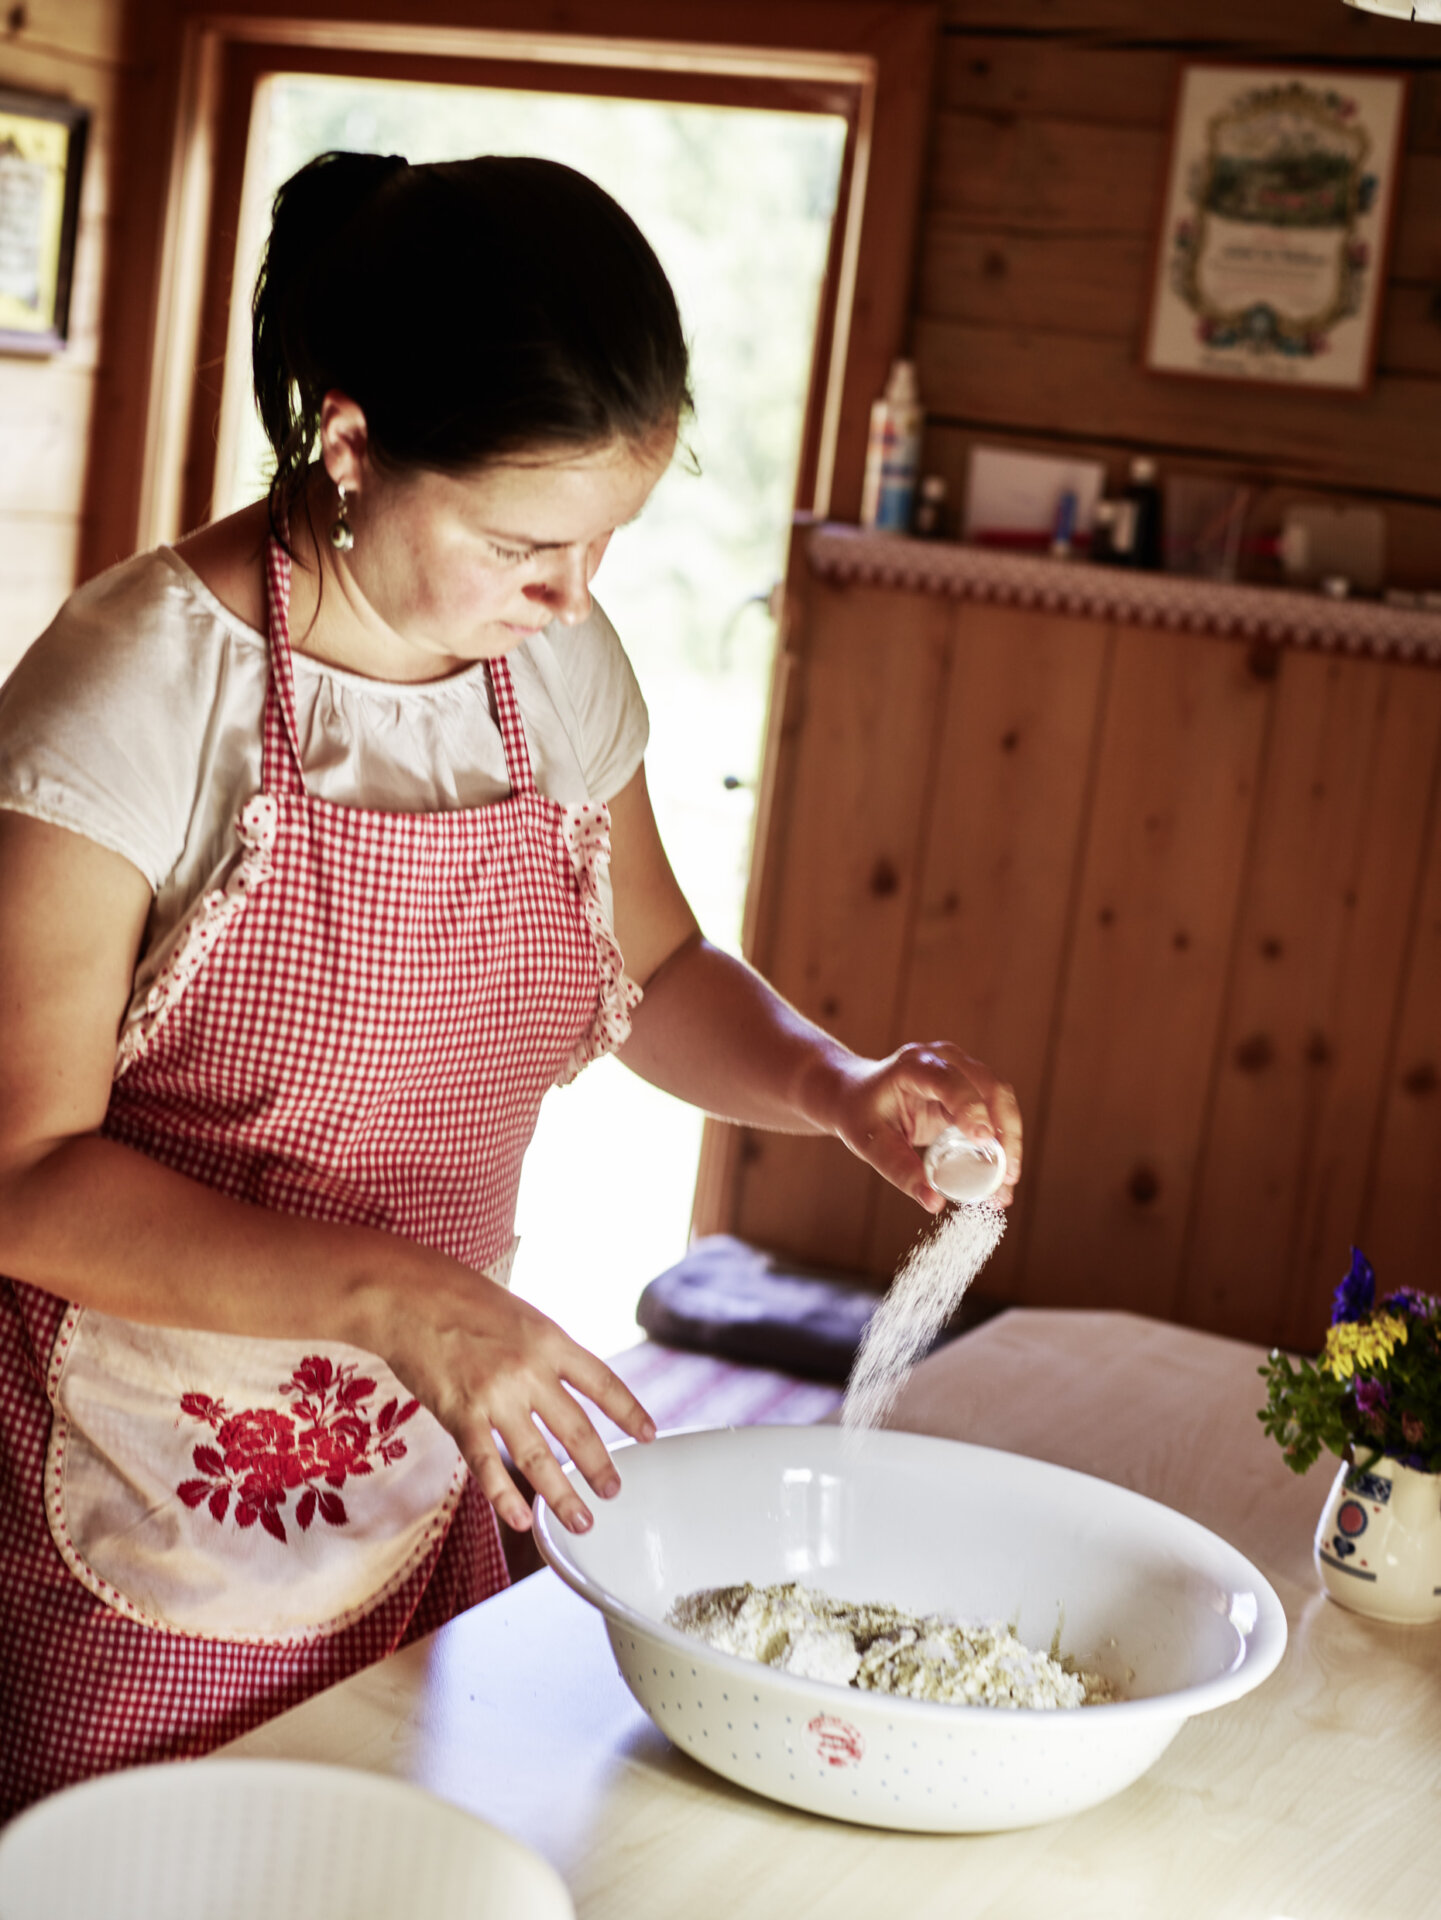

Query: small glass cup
[{"left": 921, "top": 1127, "right": 1007, "bottom": 1204}]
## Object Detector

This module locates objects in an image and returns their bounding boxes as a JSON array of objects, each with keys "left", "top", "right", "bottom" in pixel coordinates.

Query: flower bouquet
[
  {"left": 1261, "top": 1251, "right": 1441, "bottom": 1622},
  {"left": 1258, "top": 1249, "right": 1441, "bottom": 1476}
]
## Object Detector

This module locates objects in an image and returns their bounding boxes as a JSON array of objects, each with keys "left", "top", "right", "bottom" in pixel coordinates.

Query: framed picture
[
  {"left": 1144, "top": 64, "right": 1407, "bottom": 393},
  {"left": 0, "top": 86, "right": 89, "bottom": 354}
]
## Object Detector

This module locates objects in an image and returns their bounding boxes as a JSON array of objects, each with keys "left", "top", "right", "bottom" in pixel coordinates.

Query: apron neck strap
[
  {"left": 261, "top": 528, "right": 309, "bottom": 797},
  {"left": 485, "top": 653, "right": 536, "bottom": 798}
]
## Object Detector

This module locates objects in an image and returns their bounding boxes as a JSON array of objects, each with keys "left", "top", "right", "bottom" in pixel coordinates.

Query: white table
[{"left": 223, "top": 1310, "right": 1441, "bottom": 1919}]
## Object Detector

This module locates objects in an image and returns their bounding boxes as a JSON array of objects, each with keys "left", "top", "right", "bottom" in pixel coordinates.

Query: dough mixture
[{"left": 666, "top": 1581, "right": 1111, "bottom": 1709}]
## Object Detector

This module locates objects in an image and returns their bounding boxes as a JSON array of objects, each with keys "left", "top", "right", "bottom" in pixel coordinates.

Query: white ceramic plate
[
  {"left": 0, "top": 1758, "right": 575, "bottom": 1920},
  {"left": 535, "top": 1424, "right": 1287, "bottom": 1833}
]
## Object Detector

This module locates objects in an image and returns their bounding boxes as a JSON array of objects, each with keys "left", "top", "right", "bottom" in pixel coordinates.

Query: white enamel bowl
[
  {"left": 534, "top": 1425, "right": 1287, "bottom": 1833},
  {"left": 0, "top": 1759, "right": 574, "bottom": 1920}
]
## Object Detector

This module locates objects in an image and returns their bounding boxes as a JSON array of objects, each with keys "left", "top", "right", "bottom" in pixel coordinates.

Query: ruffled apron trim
[
  {"left": 555, "top": 799, "right": 644, "bottom": 1087},
  {"left": 114, "top": 795, "right": 278, "bottom": 1082}
]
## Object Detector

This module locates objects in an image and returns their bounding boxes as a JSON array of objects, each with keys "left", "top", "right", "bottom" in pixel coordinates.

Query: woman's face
[{"left": 329, "top": 425, "right": 676, "bottom": 679}]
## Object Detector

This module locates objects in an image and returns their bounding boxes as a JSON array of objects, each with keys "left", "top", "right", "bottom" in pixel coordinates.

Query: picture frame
[
  {"left": 1144, "top": 63, "right": 1408, "bottom": 394},
  {"left": 0, "top": 86, "right": 90, "bottom": 354}
]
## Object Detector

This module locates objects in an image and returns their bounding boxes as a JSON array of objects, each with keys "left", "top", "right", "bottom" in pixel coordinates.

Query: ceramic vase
[{"left": 1315, "top": 1453, "right": 1441, "bottom": 1624}]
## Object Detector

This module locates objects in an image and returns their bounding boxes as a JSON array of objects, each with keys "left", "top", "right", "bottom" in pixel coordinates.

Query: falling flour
[{"left": 842, "top": 1202, "right": 1006, "bottom": 1431}]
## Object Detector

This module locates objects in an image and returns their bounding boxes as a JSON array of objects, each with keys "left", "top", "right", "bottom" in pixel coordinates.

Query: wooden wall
[
  {"left": 695, "top": 1, "right": 1441, "bottom": 1350},
  {"left": 702, "top": 548, "right": 1441, "bottom": 1354},
  {"left": 916, "top": 1, "right": 1441, "bottom": 586},
  {"left": 0, "top": 0, "right": 127, "bottom": 676}
]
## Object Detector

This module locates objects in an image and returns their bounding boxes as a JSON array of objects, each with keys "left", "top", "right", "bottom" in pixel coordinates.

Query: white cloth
[{"left": 0, "top": 547, "right": 649, "bottom": 1028}]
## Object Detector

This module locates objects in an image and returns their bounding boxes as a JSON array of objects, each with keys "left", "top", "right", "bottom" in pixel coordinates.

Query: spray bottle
[{"left": 860, "top": 360, "right": 924, "bottom": 533}]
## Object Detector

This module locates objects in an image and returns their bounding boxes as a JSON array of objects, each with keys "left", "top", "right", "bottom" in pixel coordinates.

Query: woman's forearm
[
  {"left": 0, "top": 1132, "right": 421, "bottom": 1348},
  {"left": 616, "top": 936, "right": 855, "bottom": 1133}
]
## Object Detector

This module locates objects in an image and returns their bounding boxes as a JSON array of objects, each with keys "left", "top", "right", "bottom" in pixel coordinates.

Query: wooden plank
[
  {"left": 1021, "top": 623, "right": 1270, "bottom": 1319},
  {"left": 927, "top": 112, "right": 1441, "bottom": 279},
  {"left": 1388, "top": 154, "right": 1441, "bottom": 284},
  {"left": 940, "top": 37, "right": 1176, "bottom": 126},
  {"left": 917, "top": 223, "right": 1150, "bottom": 336},
  {"left": 0, "top": 0, "right": 128, "bottom": 68},
  {"left": 928, "top": 110, "right": 1165, "bottom": 230},
  {"left": 864, "top": 599, "right": 1111, "bottom": 1288},
  {"left": 1409, "top": 69, "right": 1441, "bottom": 155},
  {"left": 75, "top": 0, "right": 185, "bottom": 581},
  {"left": 919, "top": 227, "right": 1441, "bottom": 381},
  {"left": 0, "top": 514, "right": 82, "bottom": 679},
  {"left": 1177, "top": 651, "right": 1441, "bottom": 1351},
  {"left": 913, "top": 315, "right": 1441, "bottom": 503},
  {"left": 0, "top": 360, "right": 95, "bottom": 516},
  {"left": 0, "top": 39, "right": 123, "bottom": 106},
  {"left": 1375, "top": 285, "right": 1441, "bottom": 396},
  {"left": 1273, "top": 663, "right": 1441, "bottom": 1346},
  {"left": 1362, "top": 775, "right": 1441, "bottom": 1293},
  {"left": 940, "top": 0, "right": 1431, "bottom": 61},
  {"left": 730, "top": 577, "right": 953, "bottom": 1273},
  {"left": 942, "top": 37, "right": 1440, "bottom": 156}
]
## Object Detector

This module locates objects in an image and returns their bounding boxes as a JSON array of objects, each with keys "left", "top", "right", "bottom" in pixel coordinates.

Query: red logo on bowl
[{"left": 807, "top": 1714, "right": 864, "bottom": 1769}]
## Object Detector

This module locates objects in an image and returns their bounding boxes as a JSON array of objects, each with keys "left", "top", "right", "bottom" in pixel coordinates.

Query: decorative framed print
[
  {"left": 0, "top": 87, "right": 90, "bottom": 354},
  {"left": 1144, "top": 64, "right": 1407, "bottom": 392}
]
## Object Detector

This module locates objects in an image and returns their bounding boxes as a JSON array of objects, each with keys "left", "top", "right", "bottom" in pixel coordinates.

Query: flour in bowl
[{"left": 667, "top": 1582, "right": 1108, "bottom": 1709}]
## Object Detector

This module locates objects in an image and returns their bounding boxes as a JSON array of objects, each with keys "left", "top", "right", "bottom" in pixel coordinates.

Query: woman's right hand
[{"left": 362, "top": 1261, "right": 657, "bottom": 1536}]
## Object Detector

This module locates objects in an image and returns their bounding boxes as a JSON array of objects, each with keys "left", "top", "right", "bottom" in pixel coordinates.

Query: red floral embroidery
[{"left": 177, "top": 1357, "right": 419, "bottom": 1545}]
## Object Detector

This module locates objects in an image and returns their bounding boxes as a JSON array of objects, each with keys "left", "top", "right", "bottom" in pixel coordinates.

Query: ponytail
[{"left": 252, "top": 151, "right": 408, "bottom": 540}]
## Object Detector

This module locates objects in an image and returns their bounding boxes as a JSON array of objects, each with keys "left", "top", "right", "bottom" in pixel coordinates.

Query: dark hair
[{"left": 252, "top": 151, "right": 692, "bottom": 536}]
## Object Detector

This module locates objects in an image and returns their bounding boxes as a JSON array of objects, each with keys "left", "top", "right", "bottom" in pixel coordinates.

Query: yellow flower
[{"left": 1321, "top": 1314, "right": 1408, "bottom": 1381}]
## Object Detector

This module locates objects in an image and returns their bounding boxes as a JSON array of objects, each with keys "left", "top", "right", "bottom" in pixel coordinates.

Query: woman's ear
[{"left": 317, "top": 392, "right": 371, "bottom": 495}]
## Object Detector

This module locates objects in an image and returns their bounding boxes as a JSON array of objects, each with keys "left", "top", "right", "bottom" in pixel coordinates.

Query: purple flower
[
  {"left": 1382, "top": 1288, "right": 1438, "bottom": 1322},
  {"left": 1354, "top": 1379, "right": 1389, "bottom": 1417},
  {"left": 1332, "top": 1248, "right": 1375, "bottom": 1326}
]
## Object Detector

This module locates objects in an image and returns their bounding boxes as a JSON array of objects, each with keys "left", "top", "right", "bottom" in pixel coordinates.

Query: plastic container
[
  {"left": 921, "top": 1127, "right": 1008, "bottom": 1204},
  {"left": 1050, "top": 487, "right": 1078, "bottom": 558},
  {"left": 1162, "top": 477, "right": 1252, "bottom": 579},
  {"left": 0, "top": 1760, "right": 575, "bottom": 1920},
  {"left": 860, "top": 360, "right": 924, "bottom": 533}
]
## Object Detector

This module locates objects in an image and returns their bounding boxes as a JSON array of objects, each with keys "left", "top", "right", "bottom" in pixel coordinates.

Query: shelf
[{"left": 803, "top": 523, "right": 1441, "bottom": 668}]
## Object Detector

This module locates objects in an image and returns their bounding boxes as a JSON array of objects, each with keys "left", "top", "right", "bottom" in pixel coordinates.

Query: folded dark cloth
[{"left": 636, "top": 1235, "right": 886, "bottom": 1385}]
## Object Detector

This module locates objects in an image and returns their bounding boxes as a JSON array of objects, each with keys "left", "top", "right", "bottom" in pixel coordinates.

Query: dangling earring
[{"left": 330, "top": 484, "right": 355, "bottom": 553}]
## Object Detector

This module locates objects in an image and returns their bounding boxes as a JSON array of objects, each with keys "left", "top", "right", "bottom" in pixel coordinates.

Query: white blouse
[{"left": 0, "top": 547, "right": 649, "bottom": 1024}]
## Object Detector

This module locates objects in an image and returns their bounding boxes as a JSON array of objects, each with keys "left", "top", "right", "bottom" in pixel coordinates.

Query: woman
[{"left": 0, "top": 152, "right": 1020, "bottom": 1818}]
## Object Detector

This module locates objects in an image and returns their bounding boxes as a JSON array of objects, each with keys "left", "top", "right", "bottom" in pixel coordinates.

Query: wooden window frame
[
  {"left": 187, "top": 40, "right": 863, "bottom": 540},
  {"left": 87, "top": 0, "right": 938, "bottom": 569}
]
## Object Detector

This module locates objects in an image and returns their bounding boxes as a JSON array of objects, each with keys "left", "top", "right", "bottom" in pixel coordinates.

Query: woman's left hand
[{"left": 803, "top": 1040, "right": 1022, "bottom": 1214}]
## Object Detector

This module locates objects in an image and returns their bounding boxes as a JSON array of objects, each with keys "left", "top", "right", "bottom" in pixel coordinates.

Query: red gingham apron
[{"left": 0, "top": 535, "right": 639, "bottom": 1818}]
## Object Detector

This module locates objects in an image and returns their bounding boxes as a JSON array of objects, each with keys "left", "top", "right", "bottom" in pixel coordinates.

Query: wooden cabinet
[{"left": 694, "top": 526, "right": 1441, "bottom": 1352}]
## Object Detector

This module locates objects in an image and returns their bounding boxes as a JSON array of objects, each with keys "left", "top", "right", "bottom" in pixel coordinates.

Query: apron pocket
[{"left": 46, "top": 1306, "right": 466, "bottom": 1643}]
